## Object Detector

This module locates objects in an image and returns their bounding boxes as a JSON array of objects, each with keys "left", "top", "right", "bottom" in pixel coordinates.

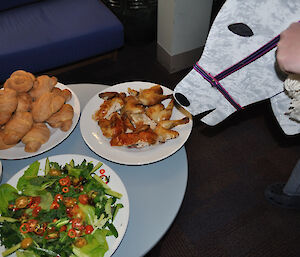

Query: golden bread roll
[
  {"left": 3, "top": 111, "right": 33, "bottom": 145},
  {"left": 0, "top": 128, "right": 16, "bottom": 150},
  {"left": 31, "top": 92, "right": 65, "bottom": 122},
  {"left": 0, "top": 88, "right": 18, "bottom": 125},
  {"left": 46, "top": 104, "right": 74, "bottom": 131},
  {"left": 52, "top": 87, "right": 72, "bottom": 102},
  {"left": 16, "top": 92, "right": 32, "bottom": 113},
  {"left": 29, "top": 75, "right": 57, "bottom": 100},
  {"left": 22, "top": 123, "right": 50, "bottom": 152},
  {"left": 4, "top": 70, "right": 35, "bottom": 93}
]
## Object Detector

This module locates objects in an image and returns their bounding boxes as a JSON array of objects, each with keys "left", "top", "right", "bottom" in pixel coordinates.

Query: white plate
[
  {"left": 80, "top": 81, "right": 193, "bottom": 165},
  {"left": 0, "top": 154, "right": 129, "bottom": 257},
  {"left": 0, "top": 83, "right": 80, "bottom": 159},
  {"left": 271, "top": 92, "right": 300, "bottom": 135}
]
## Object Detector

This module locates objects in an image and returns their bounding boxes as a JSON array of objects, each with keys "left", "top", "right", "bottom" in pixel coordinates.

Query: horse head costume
[{"left": 173, "top": 0, "right": 300, "bottom": 135}]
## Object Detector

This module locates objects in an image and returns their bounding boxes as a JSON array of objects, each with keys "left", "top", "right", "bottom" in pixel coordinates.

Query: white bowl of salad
[{"left": 0, "top": 154, "right": 129, "bottom": 257}]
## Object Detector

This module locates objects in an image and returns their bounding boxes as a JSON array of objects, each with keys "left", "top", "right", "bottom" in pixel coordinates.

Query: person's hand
[{"left": 276, "top": 22, "right": 300, "bottom": 74}]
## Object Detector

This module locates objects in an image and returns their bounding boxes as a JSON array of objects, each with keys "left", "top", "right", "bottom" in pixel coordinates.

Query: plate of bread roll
[{"left": 0, "top": 70, "right": 80, "bottom": 159}]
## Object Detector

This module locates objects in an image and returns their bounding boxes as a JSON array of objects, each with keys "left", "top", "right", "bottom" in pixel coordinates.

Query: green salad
[{"left": 0, "top": 158, "right": 123, "bottom": 257}]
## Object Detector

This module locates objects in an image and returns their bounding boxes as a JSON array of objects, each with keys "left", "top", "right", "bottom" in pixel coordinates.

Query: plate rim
[
  {"left": 80, "top": 81, "right": 193, "bottom": 165},
  {"left": 0, "top": 83, "right": 81, "bottom": 160},
  {"left": 0, "top": 154, "right": 130, "bottom": 257}
]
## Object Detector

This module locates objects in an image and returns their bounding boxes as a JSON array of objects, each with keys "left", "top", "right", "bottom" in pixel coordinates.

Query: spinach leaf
[
  {"left": 17, "top": 161, "right": 40, "bottom": 191},
  {"left": 0, "top": 184, "right": 18, "bottom": 215}
]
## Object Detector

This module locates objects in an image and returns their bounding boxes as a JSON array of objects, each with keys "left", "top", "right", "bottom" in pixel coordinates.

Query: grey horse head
[{"left": 174, "top": 0, "right": 300, "bottom": 134}]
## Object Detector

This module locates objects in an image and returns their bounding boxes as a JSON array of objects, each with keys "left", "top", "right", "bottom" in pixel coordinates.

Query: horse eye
[{"left": 228, "top": 23, "right": 254, "bottom": 37}]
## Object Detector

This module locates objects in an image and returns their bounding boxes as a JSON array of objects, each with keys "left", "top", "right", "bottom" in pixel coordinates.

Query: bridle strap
[
  {"left": 193, "top": 64, "right": 243, "bottom": 110},
  {"left": 215, "top": 35, "right": 280, "bottom": 81},
  {"left": 193, "top": 34, "right": 280, "bottom": 111}
]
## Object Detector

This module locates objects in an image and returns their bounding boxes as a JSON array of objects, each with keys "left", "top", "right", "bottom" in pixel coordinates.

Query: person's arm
[{"left": 276, "top": 22, "right": 300, "bottom": 74}]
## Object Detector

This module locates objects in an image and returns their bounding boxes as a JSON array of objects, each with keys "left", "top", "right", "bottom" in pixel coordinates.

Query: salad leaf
[
  {"left": 16, "top": 250, "right": 40, "bottom": 257},
  {"left": 72, "top": 229, "right": 109, "bottom": 257},
  {"left": 17, "top": 161, "right": 40, "bottom": 191},
  {"left": 78, "top": 203, "right": 96, "bottom": 225},
  {"left": 0, "top": 184, "right": 18, "bottom": 215}
]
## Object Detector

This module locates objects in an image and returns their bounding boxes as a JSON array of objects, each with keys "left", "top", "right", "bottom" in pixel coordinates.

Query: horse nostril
[
  {"left": 228, "top": 23, "right": 254, "bottom": 37},
  {"left": 175, "top": 93, "right": 190, "bottom": 107}
]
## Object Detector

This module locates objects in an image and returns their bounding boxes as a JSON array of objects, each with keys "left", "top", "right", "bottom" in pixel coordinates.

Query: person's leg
[{"left": 265, "top": 159, "right": 300, "bottom": 209}]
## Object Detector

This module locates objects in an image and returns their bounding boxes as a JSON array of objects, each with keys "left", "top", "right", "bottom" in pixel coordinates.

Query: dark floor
[{"left": 37, "top": 1, "right": 300, "bottom": 256}]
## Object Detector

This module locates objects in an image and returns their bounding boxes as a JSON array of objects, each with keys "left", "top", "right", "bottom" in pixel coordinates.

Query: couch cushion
[
  {"left": 0, "top": 0, "right": 40, "bottom": 11},
  {"left": 0, "top": 0, "right": 124, "bottom": 82}
]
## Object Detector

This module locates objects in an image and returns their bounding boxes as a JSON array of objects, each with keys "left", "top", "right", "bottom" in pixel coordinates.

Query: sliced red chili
[
  {"left": 59, "top": 176, "right": 71, "bottom": 186},
  {"left": 62, "top": 187, "right": 69, "bottom": 193},
  {"left": 100, "top": 175, "right": 109, "bottom": 184},
  {"left": 50, "top": 201, "right": 60, "bottom": 210},
  {"left": 34, "top": 223, "right": 46, "bottom": 235},
  {"left": 68, "top": 228, "right": 76, "bottom": 238},
  {"left": 20, "top": 223, "right": 29, "bottom": 233},
  {"left": 85, "top": 225, "right": 94, "bottom": 234},
  {"left": 29, "top": 196, "right": 41, "bottom": 209},
  {"left": 54, "top": 194, "right": 63, "bottom": 202},
  {"left": 78, "top": 194, "right": 89, "bottom": 205},
  {"left": 32, "top": 206, "right": 42, "bottom": 217},
  {"left": 60, "top": 225, "right": 67, "bottom": 232},
  {"left": 27, "top": 219, "right": 38, "bottom": 232},
  {"left": 71, "top": 218, "right": 84, "bottom": 231}
]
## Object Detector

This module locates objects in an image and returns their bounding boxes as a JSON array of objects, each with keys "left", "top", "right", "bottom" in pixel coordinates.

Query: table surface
[{"left": 0, "top": 83, "right": 188, "bottom": 257}]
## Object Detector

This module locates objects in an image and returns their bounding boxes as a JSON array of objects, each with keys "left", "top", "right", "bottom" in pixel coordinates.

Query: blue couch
[{"left": 0, "top": 0, "right": 124, "bottom": 82}]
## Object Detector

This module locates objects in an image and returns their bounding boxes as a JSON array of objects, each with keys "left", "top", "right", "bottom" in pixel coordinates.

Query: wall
[{"left": 157, "top": 0, "right": 213, "bottom": 73}]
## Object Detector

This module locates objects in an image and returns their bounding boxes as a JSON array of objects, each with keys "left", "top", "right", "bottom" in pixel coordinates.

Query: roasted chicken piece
[
  {"left": 95, "top": 96, "right": 124, "bottom": 120},
  {"left": 98, "top": 112, "right": 125, "bottom": 138},
  {"left": 145, "top": 99, "right": 174, "bottom": 123},
  {"left": 99, "top": 92, "right": 126, "bottom": 100},
  {"left": 110, "top": 128, "right": 158, "bottom": 148},
  {"left": 121, "top": 95, "right": 144, "bottom": 115},
  {"left": 154, "top": 117, "right": 189, "bottom": 143},
  {"left": 127, "top": 113, "right": 157, "bottom": 130},
  {"left": 134, "top": 85, "right": 172, "bottom": 106}
]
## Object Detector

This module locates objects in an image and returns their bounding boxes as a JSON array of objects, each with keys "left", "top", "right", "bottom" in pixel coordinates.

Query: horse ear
[{"left": 228, "top": 23, "right": 254, "bottom": 37}]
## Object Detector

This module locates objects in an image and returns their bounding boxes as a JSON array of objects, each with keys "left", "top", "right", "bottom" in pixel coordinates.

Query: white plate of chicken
[
  {"left": 0, "top": 70, "right": 80, "bottom": 159},
  {"left": 80, "top": 81, "right": 192, "bottom": 165}
]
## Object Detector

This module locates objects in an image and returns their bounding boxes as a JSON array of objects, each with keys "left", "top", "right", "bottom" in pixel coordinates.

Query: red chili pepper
[
  {"left": 20, "top": 223, "right": 29, "bottom": 233},
  {"left": 29, "top": 196, "right": 41, "bottom": 209},
  {"left": 54, "top": 194, "right": 63, "bottom": 202},
  {"left": 59, "top": 176, "right": 71, "bottom": 186},
  {"left": 100, "top": 175, "right": 109, "bottom": 184},
  {"left": 62, "top": 187, "right": 69, "bottom": 193},
  {"left": 32, "top": 206, "right": 42, "bottom": 217},
  {"left": 78, "top": 194, "right": 89, "bottom": 205},
  {"left": 27, "top": 219, "right": 38, "bottom": 232},
  {"left": 68, "top": 228, "right": 76, "bottom": 238},
  {"left": 34, "top": 223, "right": 46, "bottom": 236},
  {"left": 50, "top": 201, "right": 60, "bottom": 210},
  {"left": 71, "top": 218, "right": 84, "bottom": 231},
  {"left": 85, "top": 225, "right": 94, "bottom": 234},
  {"left": 60, "top": 225, "right": 67, "bottom": 232}
]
